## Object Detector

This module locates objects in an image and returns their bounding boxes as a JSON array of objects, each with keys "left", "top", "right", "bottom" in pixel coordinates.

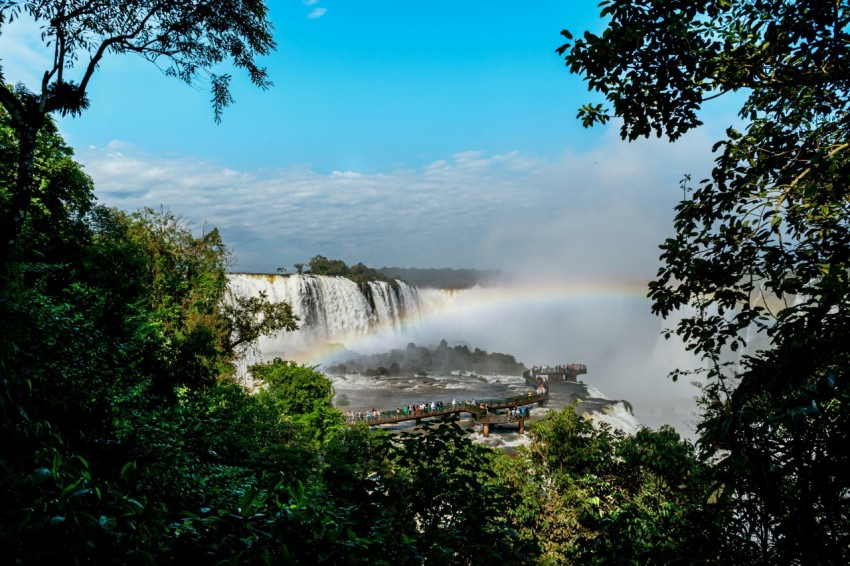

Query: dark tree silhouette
[
  {"left": 0, "top": 0, "right": 275, "bottom": 273},
  {"left": 562, "top": 1, "right": 850, "bottom": 562}
]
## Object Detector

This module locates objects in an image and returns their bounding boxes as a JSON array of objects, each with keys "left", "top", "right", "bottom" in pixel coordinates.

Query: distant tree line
[
  {"left": 302, "top": 255, "right": 399, "bottom": 290},
  {"left": 378, "top": 266, "right": 503, "bottom": 289},
  {"left": 286, "top": 258, "right": 503, "bottom": 291},
  {"left": 326, "top": 340, "right": 527, "bottom": 377}
]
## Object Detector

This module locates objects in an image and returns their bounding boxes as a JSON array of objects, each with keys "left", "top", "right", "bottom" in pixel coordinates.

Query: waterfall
[
  {"left": 226, "top": 275, "right": 708, "bottom": 436},
  {"left": 227, "top": 273, "right": 432, "bottom": 365}
]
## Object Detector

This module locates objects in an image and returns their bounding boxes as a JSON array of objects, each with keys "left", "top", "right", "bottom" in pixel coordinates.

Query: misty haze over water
[{"left": 231, "top": 273, "right": 704, "bottom": 440}]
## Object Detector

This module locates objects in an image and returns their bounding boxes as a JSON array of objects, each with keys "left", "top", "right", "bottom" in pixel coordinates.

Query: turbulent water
[
  {"left": 228, "top": 273, "right": 447, "bottom": 362},
  {"left": 227, "top": 273, "right": 642, "bottom": 441},
  {"left": 330, "top": 370, "right": 530, "bottom": 414},
  {"left": 329, "top": 369, "right": 639, "bottom": 449}
]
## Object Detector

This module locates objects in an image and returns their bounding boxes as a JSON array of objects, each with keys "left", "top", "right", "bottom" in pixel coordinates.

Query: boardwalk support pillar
[{"left": 482, "top": 423, "right": 490, "bottom": 437}]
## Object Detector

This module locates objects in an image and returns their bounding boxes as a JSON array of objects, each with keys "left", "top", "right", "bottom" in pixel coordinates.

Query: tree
[
  {"left": 377, "top": 422, "right": 530, "bottom": 564},
  {"left": 560, "top": 1, "right": 850, "bottom": 562},
  {"left": 220, "top": 290, "right": 298, "bottom": 360},
  {"left": 497, "top": 407, "right": 719, "bottom": 564},
  {"left": 250, "top": 358, "right": 342, "bottom": 442},
  {"left": 306, "top": 254, "right": 350, "bottom": 276},
  {"left": 0, "top": 0, "right": 275, "bottom": 273},
  {"left": 0, "top": 108, "right": 95, "bottom": 274},
  {"left": 119, "top": 207, "right": 298, "bottom": 390}
]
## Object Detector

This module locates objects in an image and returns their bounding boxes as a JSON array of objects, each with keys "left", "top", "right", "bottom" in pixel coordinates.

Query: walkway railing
[{"left": 345, "top": 389, "right": 548, "bottom": 427}]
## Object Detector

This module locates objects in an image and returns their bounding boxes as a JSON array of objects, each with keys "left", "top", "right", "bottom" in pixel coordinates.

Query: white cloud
[
  {"left": 307, "top": 8, "right": 327, "bottom": 19},
  {"left": 75, "top": 128, "right": 714, "bottom": 276},
  {"left": 331, "top": 170, "right": 362, "bottom": 178},
  {"left": 303, "top": 0, "right": 320, "bottom": 5}
]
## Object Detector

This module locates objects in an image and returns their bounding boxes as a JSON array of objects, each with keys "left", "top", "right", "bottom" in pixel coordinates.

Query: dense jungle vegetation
[
  {"left": 2, "top": 0, "right": 848, "bottom": 563},
  {"left": 560, "top": 0, "right": 850, "bottom": 562}
]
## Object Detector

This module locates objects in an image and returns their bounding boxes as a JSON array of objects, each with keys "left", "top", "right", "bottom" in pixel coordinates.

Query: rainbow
[{"left": 298, "top": 278, "right": 655, "bottom": 366}]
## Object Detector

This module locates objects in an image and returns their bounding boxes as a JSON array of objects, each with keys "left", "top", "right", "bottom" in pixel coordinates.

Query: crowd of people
[
  {"left": 343, "top": 394, "right": 543, "bottom": 425},
  {"left": 530, "top": 363, "right": 586, "bottom": 377},
  {"left": 344, "top": 399, "right": 461, "bottom": 424},
  {"left": 504, "top": 405, "right": 529, "bottom": 419},
  {"left": 341, "top": 364, "right": 559, "bottom": 425}
]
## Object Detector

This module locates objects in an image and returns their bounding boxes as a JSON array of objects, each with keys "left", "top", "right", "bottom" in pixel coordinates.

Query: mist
[{"left": 318, "top": 277, "right": 704, "bottom": 440}]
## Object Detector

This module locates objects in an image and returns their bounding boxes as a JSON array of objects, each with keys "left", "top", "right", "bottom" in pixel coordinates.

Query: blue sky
[
  {"left": 56, "top": 1, "right": 606, "bottom": 172},
  {"left": 1, "top": 1, "right": 736, "bottom": 275}
]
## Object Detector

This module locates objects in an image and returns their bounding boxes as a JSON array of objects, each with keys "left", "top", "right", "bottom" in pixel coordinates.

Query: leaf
[{"left": 120, "top": 461, "right": 136, "bottom": 480}]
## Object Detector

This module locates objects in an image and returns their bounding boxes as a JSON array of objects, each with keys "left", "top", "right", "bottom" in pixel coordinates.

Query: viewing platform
[
  {"left": 345, "top": 388, "right": 549, "bottom": 436},
  {"left": 524, "top": 363, "right": 587, "bottom": 383}
]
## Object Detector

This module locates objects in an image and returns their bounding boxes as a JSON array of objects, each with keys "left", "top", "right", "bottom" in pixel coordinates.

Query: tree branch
[
  {"left": 774, "top": 141, "right": 850, "bottom": 211},
  {"left": 77, "top": 2, "right": 168, "bottom": 94}
]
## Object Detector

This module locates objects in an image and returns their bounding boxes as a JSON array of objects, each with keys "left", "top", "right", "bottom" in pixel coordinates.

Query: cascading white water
[{"left": 227, "top": 273, "right": 437, "bottom": 364}]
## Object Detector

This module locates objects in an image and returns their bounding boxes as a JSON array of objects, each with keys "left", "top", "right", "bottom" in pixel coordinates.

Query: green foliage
[
  {"left": 250, "top": 358, "right": 343, "bottom": 442},
  {"left": 119, "top": 207, "right": 232, "bottom": 392},
  {"left": 0, "top": 253, "right": 170, "bottom": 562},
  {"left": 220, "top": 289, "right": 299, "bottom": 358},
  {"left": 0, "top": 128, "right": 150, "bottom": 560},
  {"left": 375, "top": 422, "right": 532, "bottom": 564},
  {"left": 498, "top": 407, "right": 718, "bottom": 565},
  {"left": 126, "top": 207, "right": 228, "bottom": 327},
  {"left": 562, "top": 1, "right": 850, "bottom": 562},
  {"left": 496, "top": 406, "right": 616, "bottom": 564},
  {"left": 319, "top": 425, "right": 392, "bottom": 506},
  {"left": 117, "top": 207, "right": 299, "bottom": 391},
  {"left": 167, "top": 476, "right": 380, "bottom": 564},
  {"left": 307, "top": 254, "right": 351, "bottom": 277},
  {"left": 0, "top": 122, "right": 308, "bottom": 562},
  {"left": 0, "top": 110, "right": 95, "bottom": 274}
]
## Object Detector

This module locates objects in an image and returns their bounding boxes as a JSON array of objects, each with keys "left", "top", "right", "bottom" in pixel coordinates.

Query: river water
[
  {"left": 329, "top": 370, "right": 530, "bottom": 412},
  {"left": 327, "top": 370, "right": 640, "bottom": 450}
]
